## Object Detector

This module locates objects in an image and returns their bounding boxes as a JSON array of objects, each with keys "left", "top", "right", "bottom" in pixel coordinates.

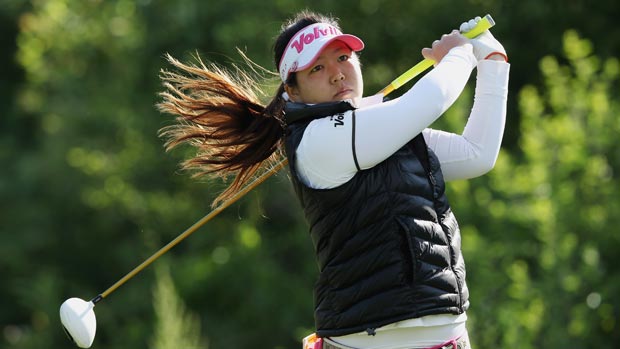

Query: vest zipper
[
  {"left": 429, "top": 171, "right": 464, "bottom": 311},
  {"left": 439, "top": 207, "right": 464, "bottom": 311},
  {"left": 417, "top": 136, "right": 465, "bottom": 312}
]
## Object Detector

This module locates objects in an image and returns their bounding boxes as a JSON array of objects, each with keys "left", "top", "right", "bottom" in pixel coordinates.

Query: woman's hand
[
  {"left": 460, "top": 17, "right": 507, "bottom": 62},
  {"left": 421, "top": 30, "right": 469, "bottom": 64}
]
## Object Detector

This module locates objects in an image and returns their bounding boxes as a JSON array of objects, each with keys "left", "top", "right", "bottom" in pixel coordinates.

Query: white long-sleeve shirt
[
  {"left": 295, "top": 45, "right": 510, "bottom": 348},
  {"left": 295, "top": 45, "right": 510, "bottom": 190}
]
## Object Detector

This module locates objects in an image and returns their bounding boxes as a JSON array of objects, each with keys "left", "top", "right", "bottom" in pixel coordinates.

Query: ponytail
[
  {"left": 157, "top": 53, "right": 286, "bottom": 207},
  {"left": 157, "top": 11, "right": 340, "bottom": 206}
]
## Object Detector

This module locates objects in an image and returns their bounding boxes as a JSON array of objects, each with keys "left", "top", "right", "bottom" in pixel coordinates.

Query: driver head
[{"left": 59, "top": 298, "right": 96, "bottom": 348}]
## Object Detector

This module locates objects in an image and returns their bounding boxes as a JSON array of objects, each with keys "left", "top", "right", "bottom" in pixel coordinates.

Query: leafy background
[{"left": 1, "top": 0, "right": 619, "bottom": 348}]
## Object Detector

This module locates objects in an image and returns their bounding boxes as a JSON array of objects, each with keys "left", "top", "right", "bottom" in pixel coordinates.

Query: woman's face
[{"left": 286, "top": 41, "right": 363, "bottom": 106}]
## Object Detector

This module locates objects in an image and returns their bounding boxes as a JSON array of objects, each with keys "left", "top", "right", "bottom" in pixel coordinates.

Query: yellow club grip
[
  {"left": 378, "top": 14, "right": 495, "bottom": 97},
  {"left": 461, "top": 14, "right": 495, "bottom": 39}
]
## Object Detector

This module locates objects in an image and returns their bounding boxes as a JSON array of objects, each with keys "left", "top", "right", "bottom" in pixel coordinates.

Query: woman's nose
[{"left": 332, "top": 71, "right": 345, "bottom": 83}]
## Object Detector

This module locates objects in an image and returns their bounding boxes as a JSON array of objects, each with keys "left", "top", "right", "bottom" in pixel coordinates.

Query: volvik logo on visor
[
  {"left": 278, "top": 23, "right": 364, "bottom": 82},
  {"left": 290, "top": 25, "right": 341, "bottom": 54}
]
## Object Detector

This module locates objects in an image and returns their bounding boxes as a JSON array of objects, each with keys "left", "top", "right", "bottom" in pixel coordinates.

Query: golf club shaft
[
  {"left": 92, "top": 14, "right": 496, "bottom": 304},
  {"left": 91, "top": 159, "right": 288, "bottom": 303}
]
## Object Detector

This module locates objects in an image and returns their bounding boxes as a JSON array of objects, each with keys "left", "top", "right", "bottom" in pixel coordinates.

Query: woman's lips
[{"left": 335, "top": 88, "right": 353, "bottom": 98}]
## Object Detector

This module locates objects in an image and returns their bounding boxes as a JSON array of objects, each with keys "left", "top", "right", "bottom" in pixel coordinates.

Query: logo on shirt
[{"left": 330, "top": 113, "right": 345, "bottom": 127}]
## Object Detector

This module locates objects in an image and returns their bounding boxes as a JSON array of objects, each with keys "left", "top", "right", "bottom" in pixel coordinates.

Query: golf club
[{"left": 60, "top": 14, "right": 495, "bottom": 348}]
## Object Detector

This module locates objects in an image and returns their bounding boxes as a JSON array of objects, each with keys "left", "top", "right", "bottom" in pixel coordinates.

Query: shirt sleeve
[
  {"left": 423, "top": 59, "right": 510, "bottom": 181},
  {"left": 295, "top": 45, "right": 478, "bottom": 189}
]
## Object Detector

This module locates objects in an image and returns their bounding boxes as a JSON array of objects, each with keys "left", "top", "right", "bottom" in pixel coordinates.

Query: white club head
[{"left": 60, "top": 298, "right": 97, "bottom": 348}]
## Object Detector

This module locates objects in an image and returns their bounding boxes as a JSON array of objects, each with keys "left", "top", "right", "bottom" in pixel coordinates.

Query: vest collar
[{"left": 284, "top": 100, "right": 356, "bottom": 125}]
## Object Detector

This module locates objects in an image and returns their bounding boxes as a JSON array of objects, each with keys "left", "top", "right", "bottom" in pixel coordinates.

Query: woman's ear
[{"left": 284, "top": 84, "right": 299, "bottom": 102}]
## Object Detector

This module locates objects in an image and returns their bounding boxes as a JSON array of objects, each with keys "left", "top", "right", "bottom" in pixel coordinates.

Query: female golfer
[{"left": 158, "top": 10, "right": 509, "bottom": 349}]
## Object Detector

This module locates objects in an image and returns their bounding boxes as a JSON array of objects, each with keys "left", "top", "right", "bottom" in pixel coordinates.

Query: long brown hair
[{"left": 157, "top": 10, "right": 342, "bottom": 207}]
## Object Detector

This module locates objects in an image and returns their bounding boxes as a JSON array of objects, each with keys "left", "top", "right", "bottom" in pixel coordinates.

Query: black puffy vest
[{"left": 283, "top": 102, "right": 469, "bottom": 338}]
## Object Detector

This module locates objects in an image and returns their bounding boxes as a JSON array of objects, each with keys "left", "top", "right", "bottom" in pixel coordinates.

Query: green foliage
[
  {"left": 446, "top": 31, "right": 620, "bottom": 348},
  {"left": 151, "top": 264, "right": 206, "bottom": 349},
  {"left": 1, "top": 1, "right": 619, "bottom": 349}
]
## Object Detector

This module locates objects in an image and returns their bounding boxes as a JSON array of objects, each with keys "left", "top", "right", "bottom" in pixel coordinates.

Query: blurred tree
[
  {"left": 1, "top": 0, "right": 619, "bottom": 348},
  {"left": 151, "top": 263, "right": 206, "bottom": 349},
  {"left": 442, "top": 31, "right": 619, "bottom": 348}
]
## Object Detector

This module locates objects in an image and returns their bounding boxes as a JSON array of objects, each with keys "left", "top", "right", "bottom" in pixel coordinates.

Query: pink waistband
[{"left": 425, "top": 335, "right": 461, "bottom": 349}]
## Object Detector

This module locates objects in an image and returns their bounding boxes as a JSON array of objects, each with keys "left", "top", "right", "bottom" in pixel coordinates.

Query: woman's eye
[
  {"left": 339, "top": 55, "right": 350, "bottom": 62},
  {"left": 310, "top": 65, "right": 323, "bottom": 73}
]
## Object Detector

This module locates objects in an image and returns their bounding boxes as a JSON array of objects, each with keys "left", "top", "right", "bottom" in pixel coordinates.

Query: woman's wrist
[{"left": 484, "top": 51, "right": 508, "bottom": 62}]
